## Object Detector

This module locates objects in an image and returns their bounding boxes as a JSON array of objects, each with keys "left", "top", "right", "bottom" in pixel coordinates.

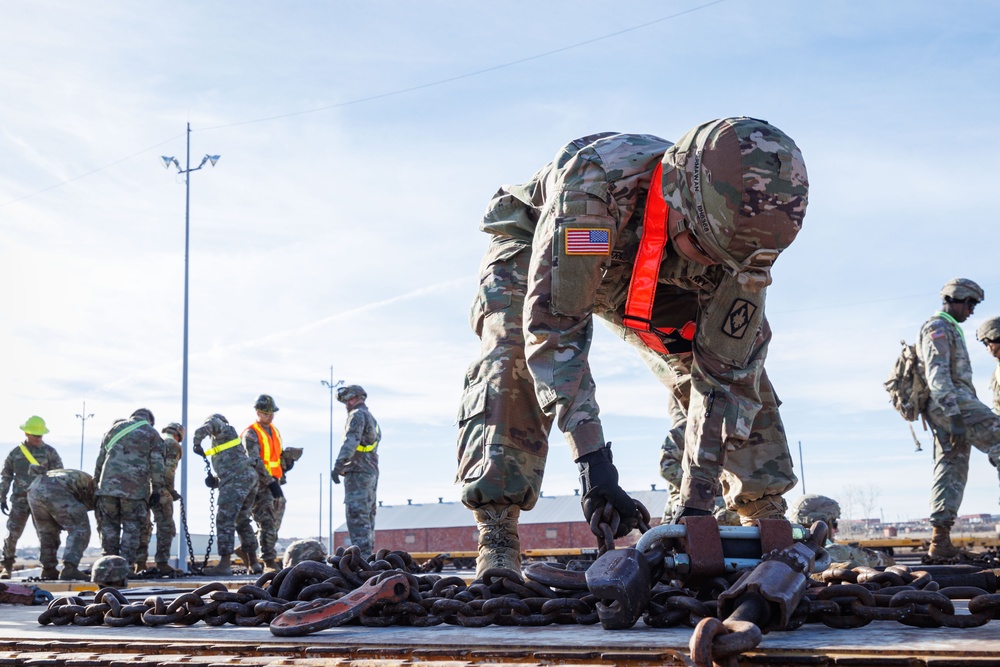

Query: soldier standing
[
  {"left": 331, "top": 385, "right": 380, "bottom": 555},
  {"left": 455, "top": 118, "right": 809, "bottom": 577},
  {"left": 94, "top": 408, "right": 163, "bottom": 569},
  {"left": 133, "top": 422, "right": 183, "bottom": 574},
  {"left": 977, "top": 317, "right": 1000, "bottom": 415},
  {"left": 27, "top": 468, "right": 95, "bottom": 581},
  {"left": 240, "top": 395, "right": 285, "bottom": 572},
  {"left": 917, "top": 279, "right": 1000, "bottom": 558},
  {"left": 0, "top": 416, "right": 63, "bottom": 578},
  {"left": 191, "top": 413, "right": 259, "bottom": 576}
]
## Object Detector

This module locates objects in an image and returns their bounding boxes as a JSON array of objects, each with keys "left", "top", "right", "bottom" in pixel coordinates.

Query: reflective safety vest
[
  {"left": 357, "top": 423, "right": 380, "bottom": 453},
  {"left": 204, "top": 437, "right": 242, "bottom": 457},
  {"left": 247, "top": 423, "right": 283, "bottom": 479},
  {"left": 18, "top": 444, "right": 39, "bottom": 466},
  {"left": 622, "top": 162, "right": 696, "bottom": 355}
]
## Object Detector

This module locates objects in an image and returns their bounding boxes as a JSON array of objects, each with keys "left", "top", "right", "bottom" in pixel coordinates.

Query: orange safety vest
[
  {"left": 621, "top": 162, "right": 697, "bottom": 355},
  {"left": 248, "top": 423, "right": 283, "bottom": 480}
]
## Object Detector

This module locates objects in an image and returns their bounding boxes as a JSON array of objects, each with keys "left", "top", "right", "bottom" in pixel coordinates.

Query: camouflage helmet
[
  {"left": 131, "top": 408, "right": 155, "bottom": 426},
  {"left": 282, "top": 539, "right": 328, "bottom": 568},
  {"left": 661, "top": 117, "right": 809, "bottom": 291},
  {"left": 208, "top": 413, "right": 229, "bottom": 424},
  {"left": 977, "top": 317, "right": 1000, "bottom": 343},
  {"left": 941, "top": 278, "right": 984, "bottom": 303},
  {"left": 91, "top": 555, "right": 129, "bottom": 586},
  {"left": 254, "top": 394, "right": 279, "bottom": 413},
  {"left": 788, "top": 494, "right": 841, "bottom": 526},
  {"left": 337, "top": 385, "right": 367, "bottom": 404},
  {"left": 162, "top": 422, "right": 184, "bottom": 439}
]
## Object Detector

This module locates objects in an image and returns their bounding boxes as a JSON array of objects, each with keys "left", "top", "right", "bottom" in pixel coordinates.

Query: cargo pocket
[
  {"left": 456, "top": 377, "right": 488, "bottom": 483},
  {"left": 550, "top": 221, "right": 612, "bottom": 317}
]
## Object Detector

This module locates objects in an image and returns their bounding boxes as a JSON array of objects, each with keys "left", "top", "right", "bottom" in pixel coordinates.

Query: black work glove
[
  {"left": 0, "top": 498, "right": 7, "bottom": 516},
  {"left": 670, "top": 506, "right": 713, "bottom": 525},
  {"left": 267, "top": 480, "right": 284, "bottom": 499},
  {"left": 205, "top": 474, "right": 219, "bottom": 489},
  {"left": 149, "top": 488, "right": 161, "bottom": 506},
  {"left": 192, "top": 442, "right": 206, "bottom": 458},
  {"left": 947, "top": 414, "right": 967, "bottom": 449},
  {"left": 331, "top": 470, "right": 341, "bottom": 485},
  {"left": 576, "top": 443, "right": 639, "bottom": 538},
  {"left": 169, "top": 489, "right": 181, "bottom": 501}
]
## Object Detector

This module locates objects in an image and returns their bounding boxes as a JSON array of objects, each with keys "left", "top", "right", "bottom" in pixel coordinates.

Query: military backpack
[{"left": 884, "top": 339, "right": 929, "bottom": 422}]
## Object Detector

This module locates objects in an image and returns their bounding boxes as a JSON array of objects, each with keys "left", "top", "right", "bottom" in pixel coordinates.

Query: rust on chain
[{"left": 270, "top": 572, "right": 410, "bottom": 636}]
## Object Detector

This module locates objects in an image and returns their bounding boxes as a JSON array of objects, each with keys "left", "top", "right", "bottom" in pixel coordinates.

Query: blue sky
[{"left": 2, "top": 1, "right": 1000, "bottom": 549}]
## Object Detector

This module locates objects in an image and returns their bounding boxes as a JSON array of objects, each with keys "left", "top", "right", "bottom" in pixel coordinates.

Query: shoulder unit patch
[{"left": 722, "top": 299, "right": 757, "bottom": 339}]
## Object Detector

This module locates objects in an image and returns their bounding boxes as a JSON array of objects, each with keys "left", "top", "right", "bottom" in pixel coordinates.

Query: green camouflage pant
[
  {"left": 2, "top": 496, "right": 30, "bottom": 564},
  {"left": 928, "top": 402, "right": 1000, "bottom": 527},
  {"left": 220, "top": 478, "right": 258, "bottom": 557},
  {"left": 27, "top": 484, "right": 90, "bottom": 568},
  {"left": 343, "top": 471, "right": 377, "bottom": 554},
  {"left": 134, "top": 493, "right": 176, "bottom": 566},
  {"left": 250, "top": 483, "right": 279, "bottom": 561},
  {"left": 95, "top": 496, "right": 147, "bottom": 565}
]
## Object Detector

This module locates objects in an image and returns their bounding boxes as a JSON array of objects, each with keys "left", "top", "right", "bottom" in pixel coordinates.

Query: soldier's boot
[
  {"left": 41, "top": 565, "right": 60, "bottom": 579},
  {"left": 203, "top": 554, "right": 233, "bottom": 577},
  {"left": 233, "top": 546, "right": 249, "bottom": 566},
  {"left": 133, "top": 560, "right": 148, "bottom": 574},
  {"left": 59, "top": 562, "right": 88, "bottom": 581},
  {"left": 154, "top": 561, "right": 177, "bottom": 576},
  {"left": 0, "top": 561, "right": 13, "bottom": 580},
  {"left": 929, "top": 525, "right": 960, "bottom": 559},
  {"left": 263, "top": 558, "right": 281, "bottom": 573},
  {"left": 245, "top": 550, "right": 263, "bottom": 575},
  {"left": 473, "top": 504, "right": 522, "bottom": 581}
]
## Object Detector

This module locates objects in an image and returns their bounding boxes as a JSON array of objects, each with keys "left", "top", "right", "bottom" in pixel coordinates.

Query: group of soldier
[{"left": 0, "top": 394, "right": 302, "bottom": 581}]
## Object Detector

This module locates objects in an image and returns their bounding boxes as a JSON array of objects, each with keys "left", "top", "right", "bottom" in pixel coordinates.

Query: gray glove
[{"left": 331, "top": 470, "right": 341, "bottom": 485}]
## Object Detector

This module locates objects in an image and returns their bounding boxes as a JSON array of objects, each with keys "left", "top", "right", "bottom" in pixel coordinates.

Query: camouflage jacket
[
  {"left": 991, "top": 365, "right": 1000, "bottom": 415},
  {"left": 27, "top": 469, "right": 96, "bottom": 511},
  {"left": 916, "top": 313, "right": 979, "bottom": 421},
  {"left": 192, "top": 415, "right": 257, "bottom": 486},
  {"left": 480, "top": 132, "right": 775, "bottom": 462},
  {"left": 241, "top": 422, "right": 278, "bottom": 485},
  {"left": 161, "top": 434, "right": 183, "bottom": 492},
  {"left": 94, "top": 418, "right": 165, "bottom": 499},
  {"left": 0, "top": 441, "right": 63, "bottom": 500},
  {"left": 334, "top": 402, "right": 379, "bottom": 476}
]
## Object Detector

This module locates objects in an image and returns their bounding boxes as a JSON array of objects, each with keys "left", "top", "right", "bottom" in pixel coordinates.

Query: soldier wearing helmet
[
  {"left": 332, "top": 384, "right": 380, "bottom": 555},
  {"left": 282, "top": 538, "right": 327, "bottom": 568},
  {"left": 91, "top": 554, "right": 129, "bottom": 588},
  {"left": 0, "top": 416, "right": 63, "bottom": 579},
  {"left": 456, "top": 117, "right": 808, "bottom": 579},
  {"left": 916, "top": 279, "right": 1000, "bottom": 558},
  {"left": 134, "top": 422, "right": 184, "bottom": 575},
  {"left": 976, "top": 317, "right": 1000, "bottom": 415},
  {"left": 787, "top": 495, "right": 893, "bottom": 569},
  {"left": 240, "top": 394, "right": 286, "bottom": 572}
]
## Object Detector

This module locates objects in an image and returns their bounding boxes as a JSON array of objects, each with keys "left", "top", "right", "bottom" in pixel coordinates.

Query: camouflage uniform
[
  {"left": 788, "top": 494, "right": 894, "bottom": 570},
  {"left": 241, "top": 423, "right": 281, "bottom": 561},
  {"left": 334, "top": 400, "right": 380, "bottom": 555},
  {"left": 917, "top": 313, "right": 1000, "bottom": 527},
  {"left": 192, "top": 415, "right": 258, "bottom": 558},
  {"left": 94, "top": 415, "right": 164, "bottom": 565},
  {"left": 135, "top": 431, "right": 182, "bottom": 568},
  {"left": 282, "top": 538, "right": 327, "bottom": 568},
  {"left": 27, "top": 469, "right": 95, "bottom": 571},
  {"left": 457, "top": 130, "right": 800, "bottom": 522},
  {"left": 0, "top": 440, "right": 62, "bottom": 567}
]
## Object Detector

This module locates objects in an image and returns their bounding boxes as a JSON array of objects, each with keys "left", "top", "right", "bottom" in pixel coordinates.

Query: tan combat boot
[
  {"left": 473, "top": 504, "right": 522, "bottom": 580},
  {"left": 41, "top": 565, "right": 60, "bottom": 579},
  {"left": 154, "top": 562, "right": 177, "bottom": 576},
  {"left": 133, "top": 560, "right": 148, "bottom": 574},
  {"left": 263, "top": 558, "right": 281, "bottom": 573},
  {"left": 929, "top": 525, "right": 960, "bottom": 559},
  {"left": 245, "top": 550, "right": 263, "bottom": 575},
  {"left": 59, "top": 562, "right": 88, "bottom": 581},
  {"left": 233, "top": 546, "right": 249, "bottom": 566},
  {"left": 203, "top": 554, "right": 233, "bottom": 577},
  {"left": 0, "top": 561, "right": 13, "bottom": 579}
]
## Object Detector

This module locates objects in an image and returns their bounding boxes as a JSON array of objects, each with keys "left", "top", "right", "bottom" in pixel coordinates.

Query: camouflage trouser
[
  {"left": 343, "top": 471, "right": 377, "bottom": 554},
  {"left": 219, "top": 478, "right": 258, "bottom": 557},
  {"left": 250, "top": 483, "right": 279, "bottom": 561},
  {"left": 273, "top": 496, "right": 286, "bottom": 533},
  {"left": 2, "top": 495, "right": 30, "bottom": 564},
  {"left": 134, "top": 495, "right": 174, "bottom": 566},
  {"left": 928, "top": 403, "right": 1000, "bottom": 527},
  {"left": 27, "top": 483, "right": 90, "bottom": 568},
  {"left": 95, "top": 496, "right": 148, "bottom": 565},
  {"left": 603, "top": 312, "right": 796, "bottom": 520},
  {"left": 457, "top": 244, "right": 549, "bottom": 512}
]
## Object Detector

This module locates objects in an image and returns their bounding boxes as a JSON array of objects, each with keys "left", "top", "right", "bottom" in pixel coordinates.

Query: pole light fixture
[
  {"left": 75, "top": 402, "right": 94, "bottom": 470},
  {"left": 320, "top": 369, "right": 343, "bottom": 555}
]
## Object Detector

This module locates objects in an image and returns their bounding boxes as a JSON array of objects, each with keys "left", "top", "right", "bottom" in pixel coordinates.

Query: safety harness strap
[
  {"left": 18, "top": 445, "right": 39, "bottom": 466},
  {"left": 622, "top": 162, "right": 696, "bottom": 354},
  {"left": 204, "top": 437, "right": 242, "bottom": 457},
  {"left": 103, "top": 420, "right": 149, "bottom": 453},
  {"left": 935, "top": 311, "right": 965, "bottom": 341},
  {"left": 357, "top": 423, "right": 381, "bottom": 453}
]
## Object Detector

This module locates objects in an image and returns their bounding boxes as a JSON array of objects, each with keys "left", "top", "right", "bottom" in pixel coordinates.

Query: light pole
[
  {"left": 161, "top": 124, "right": 220, "bottom": 571},
  {"left": 75, "top": 402, "right": 94, "bottom": 469},
  {"left": 320, "top": 368, "right": 343, "bottom": 554}
]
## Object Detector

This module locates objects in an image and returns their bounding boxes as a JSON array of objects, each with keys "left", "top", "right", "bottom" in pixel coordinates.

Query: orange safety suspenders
[
  {"left": 249, "top": 423, "right": 284, "bottom": 479},
  {"left": 622, "top": 162, "right": 696, "bottom": 355}
]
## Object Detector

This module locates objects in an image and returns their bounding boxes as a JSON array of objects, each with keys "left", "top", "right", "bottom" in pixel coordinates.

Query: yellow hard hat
[{"left": 20, "top": 416, "right": 49, "bottom": 436}]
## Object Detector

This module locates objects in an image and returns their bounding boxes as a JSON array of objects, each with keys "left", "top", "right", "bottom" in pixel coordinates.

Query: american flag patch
[{"left": 565, "top": 228, "right": 611, "bottom": 255}]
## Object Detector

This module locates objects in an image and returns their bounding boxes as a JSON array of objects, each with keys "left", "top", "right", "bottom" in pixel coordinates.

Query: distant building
[{"left": 334, "top": 489, "right": 671, "bottom": 552}]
